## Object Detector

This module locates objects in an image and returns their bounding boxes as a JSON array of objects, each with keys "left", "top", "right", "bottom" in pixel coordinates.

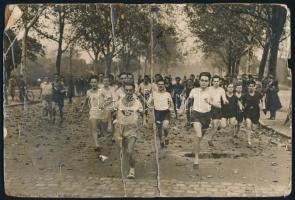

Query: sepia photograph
[{"left": 3, "top": 3, "right": 292, "bottom": 197}]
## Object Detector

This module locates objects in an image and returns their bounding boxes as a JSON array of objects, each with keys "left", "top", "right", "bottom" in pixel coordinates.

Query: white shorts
[{"left": 89, "top": 110, "right": 108, "bottom": 120}]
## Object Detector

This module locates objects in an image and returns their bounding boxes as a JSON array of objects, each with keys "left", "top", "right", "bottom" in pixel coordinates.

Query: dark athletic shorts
[
  {"left": 236, "top": 110, "right": 244, "bottom": 123},
  {"left": 211, "top": 106, "right": 222, "bottom": 120},
  {"left": 244, "top": 107, "right": 260, "bottom": 124},
  {"left": 221, "top": 108, "right": 237, "bottom": 119},
  {"left": 154, "top": 110, "right": 171, "bottom": 123},
  {"left": 191, "top": 110, "right": 211, "bottom": 129}
]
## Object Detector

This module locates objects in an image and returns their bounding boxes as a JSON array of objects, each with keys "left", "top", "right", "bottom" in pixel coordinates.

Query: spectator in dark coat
[{"left": 265, "top": 75, "right": 282, "bottom": 120}]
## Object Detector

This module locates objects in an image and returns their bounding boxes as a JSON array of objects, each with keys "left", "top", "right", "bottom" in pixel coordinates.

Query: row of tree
[
  {"left": 4, "top": 4, "right": 182, "bottom": 83},
  {"left": 4, "top": 4, "right": 288, "bottom": 85},
  {"left": 185, "top": 4, "right": 288, "bottom": 79}
]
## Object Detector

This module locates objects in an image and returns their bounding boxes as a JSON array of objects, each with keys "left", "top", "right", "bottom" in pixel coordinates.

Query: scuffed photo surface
[{"left": 3, "top": 3, "right": 291, "bottom": 197}]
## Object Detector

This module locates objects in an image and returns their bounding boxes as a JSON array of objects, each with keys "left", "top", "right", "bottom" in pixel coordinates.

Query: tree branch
[
  {"left": 27, "top": 6, "right": 46, "bottom": 29},
  {"left": 33, "top": 26, "right": 59, "bottom": 42},
  {"left": 85, "top": 49, "right": 95, "bottom": 61},
  {"left": 62, "top": 36, "right": 78, "bottom": 53},
  {"left": 279, "top": 32, "right": 290, "bottom": 43}
]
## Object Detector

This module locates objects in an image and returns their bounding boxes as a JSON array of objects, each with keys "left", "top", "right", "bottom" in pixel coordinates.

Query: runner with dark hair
[
  {"left": 114, "top": 83, "right": 143, "bottom": 179},
  {"left": 207, "top": 75, "right": 228, "bottom": 147},
  {"left": 52, "top": 73, "right": 66, "bottom": 126},
  {"left": 181, "top": 78, "right": 195, "bottom": 127},
  {"left": 235, "top": 82, "right": 244, "bottom": 135},
  {"left": 80, "top": 75, "right": 107, "bottom": 155},
  {"left": 188, "top": 72, "right": 216, "bottom": 169},
  {"left": 221, "top": 82, "right": 242, "bottom": 142},
  {"left": 172, "top": 76, "right": 184, "bottom": 119},
  {"left": 148, "top": 79, "right": 174, "bottom": 149},
  {"left": 241, "top": 80, "right": 263, "bottom": 146}
]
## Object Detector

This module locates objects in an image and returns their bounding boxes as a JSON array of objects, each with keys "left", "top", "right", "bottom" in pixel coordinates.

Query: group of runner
[{"left": 39, "top": 71, "right": 265, "bottom": 178}]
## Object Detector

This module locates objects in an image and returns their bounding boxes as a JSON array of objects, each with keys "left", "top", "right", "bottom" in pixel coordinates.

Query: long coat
[{"left": 265, "top": 81, "right": 282, "bottom": 111}]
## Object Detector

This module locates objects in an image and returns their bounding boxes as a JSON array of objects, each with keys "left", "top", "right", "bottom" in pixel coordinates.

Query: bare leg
[
  {"left": 229, "top": 117, "right": 237, "bottom": 141},
  {"left": 163, "top": 120, "right": 170, "bottom": 145},
  {"left": 156, "top": 122, "right": 164, "bottom": 147},
  {"left": 193, "top": 122, "right": 203, "bottom": 168},
  {"left": 126, "top": 137, "right": 136, "bottom": 168},
  {"left": 246, "top": 118, "right": 252, "bottom": 145},
  {"left": 208, "top": 119, "right": 219, "bottom": 146},
  {"left": 89, "top": 119, "right": 100, "bottom": 149}
]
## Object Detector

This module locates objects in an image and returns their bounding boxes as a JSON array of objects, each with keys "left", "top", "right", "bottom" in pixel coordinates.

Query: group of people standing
[
  {"left": 37, "top": 71, "right": 282, "bottom": 178},
  {"left": 7, "top": 75, "right": 28, "bottom": 103}
]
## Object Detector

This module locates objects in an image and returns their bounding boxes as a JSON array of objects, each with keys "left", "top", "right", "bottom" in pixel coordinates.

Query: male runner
[
  {"left": 113, "top": 83, "right": 143, "bottom": 179},
  {"left": 100, "top": 76, "right": 116, "bottom": 133},
  {"left": 181, "top": 79, "right": 195, "bottom": 127},
  {"left": 52, "top": 74, "right": 66, "bottom": 125},
  {"left": 208, "top": 75, "right": 228, "bottom": 147},
  {"left": 172, "top": 77, "right": 184, "bottom": 119},
  {"left": 148, "top": 79, "right": 174, "bottom": 148},
  {"left": 81, "top": 75, "right": 107, "bottom": 154},
  {"left": 39, "top": 76, "right": 53, "bottom": 120},
  {"left": 235, "top": 82, "right": 244, "bottom": 135},
  {"left": 188, "top": 72, "right": 218, "bottom": 169},
  {"left": 241, "top": 80, "right": 263, "bottom": 146},
  {"left": 139, "top": 75, "right": 153, "bottom": 126},
  {"left": 221, "top": 83, "right": 242, "bottom": 142}
]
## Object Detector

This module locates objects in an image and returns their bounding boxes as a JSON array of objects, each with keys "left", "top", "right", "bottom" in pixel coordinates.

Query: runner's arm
[
  {"left": 168, "top": 95, "right": 174, "bottom": 111},
  {"left": 221, "top": 88, "right": 229, "bottom": 104},
  {"left": 147, "top": 93, "right": 154, "bottom": 108},
  {"left": 80, "top": 95, "right": 89, "bottom": 112}
]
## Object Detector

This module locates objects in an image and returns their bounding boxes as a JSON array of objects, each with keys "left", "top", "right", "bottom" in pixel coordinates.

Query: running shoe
[{"left": 127, "top": 170, "right": 135, "bottom": 179}]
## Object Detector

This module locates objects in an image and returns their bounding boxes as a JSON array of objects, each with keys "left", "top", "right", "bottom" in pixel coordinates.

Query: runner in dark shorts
[
  {"left": 208, "top": 75, "right": 228, "bottom": 147},
  {"left": 241, "top": 80, "right": 263, "bottom": 146},
  {"left": 235, "top": 82, "right": 244, "bottom": 135},
  {"left": 52, "top": 74, "right": 66, "bottom": 125},
  {"left": 211, "top": 106, "right": 222, "bottom": 120},
  {"left": 188, "top": 72, "right": 217, "bottom": 169},
  {"left": 148, "top": 79, "right": 174, "bottom": 149},
  {"left": 154, "top": 110, "right": 171, "bottom": 123},
  {"left": 191, "top": 111, "right": 211, "bottom": 130},
  {"left": 181, "top": 79, "right": 195, "bottom": 127},
  {"left": 220, "top": 83, "right": 241, "bottom": 142}
]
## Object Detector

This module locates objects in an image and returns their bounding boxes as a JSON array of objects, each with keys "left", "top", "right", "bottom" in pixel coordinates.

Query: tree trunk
[
  {"left": 234, "top": 58, "right": 241, "bottom": 76},
  {"left": 93, "top": 54, "right": 98, "bottom": 74},
  {"left": 143, "top": 58, "right": 148, "bottom": 76},
  {"left": 56, "top": 10, "right": 65, "bottom": 75},
  {"left": 137, "top": 55, "right": 141, "bottom": 78},
  {"left": 125, "top": 53, "right": 131, "bottom": 72},
  {"left": 105, "top": 53, "right": 113, "bottom": 75},
  {"left": 268, "top": 6, "right": 287, "bottom": 78},
  {"left": 227, "top": 37, "right": 232, "bottom": 76},
  {"left": 69, "top": 47, "right": 73, "bottom": 76},
  {"left": 247, "top": 50, "right": 251, "bottom": 75},
  {"left": 20, "top": 30, "right": 28, "bottom": 81},
  {"left": 258, "top": 41, "right": 270, "bottom": 80}
]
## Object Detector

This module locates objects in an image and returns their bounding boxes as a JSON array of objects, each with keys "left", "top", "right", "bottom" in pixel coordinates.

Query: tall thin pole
[
  {"left": 150, "top": 11, "right": 154, "bottom": 79},
  {"left": 248, "top": 49, "right": 251, "bottom": 74},
  {"left": 150, "top": 6, "right": 161, "bottom": 197}
]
